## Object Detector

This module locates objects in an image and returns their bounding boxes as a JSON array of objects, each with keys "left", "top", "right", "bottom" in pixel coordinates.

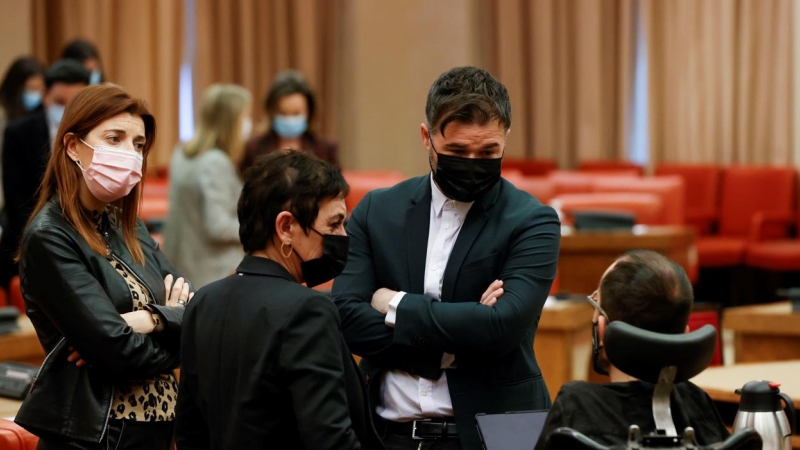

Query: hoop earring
[{"left": 280, "top": 241, "right": 293, "bottom": 258}]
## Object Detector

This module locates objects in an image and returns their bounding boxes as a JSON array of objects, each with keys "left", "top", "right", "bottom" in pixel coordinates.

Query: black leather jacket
[{"left": 14, "top": 197, "right": 185, "bottom": 443}]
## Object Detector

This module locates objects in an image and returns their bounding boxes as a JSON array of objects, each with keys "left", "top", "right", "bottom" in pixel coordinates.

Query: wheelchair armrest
[
  {"left": 704, "top": 428, "right": 762, "bottom": 450},
  {"left": 543, "top": 427, "right": 622, "bottom": 450}
]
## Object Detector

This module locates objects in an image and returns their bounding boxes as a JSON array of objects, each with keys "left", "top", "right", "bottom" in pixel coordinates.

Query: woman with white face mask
[
  {"left": 15, "top": 84, "right": 192, "bottom": 449},
  {"left": 239, "top": 70, "right": 339, "bottom": 173},
  {"left": 163, "top": 84, "right": 251, "bottom": 289}
]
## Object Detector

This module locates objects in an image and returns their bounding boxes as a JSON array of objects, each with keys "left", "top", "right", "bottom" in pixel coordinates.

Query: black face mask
[
  {"left": 429, "top": 135, "right": 502, "bottom": 203},
  {"left": 299, "top": 228, "right": 350, "bottom": 288}
]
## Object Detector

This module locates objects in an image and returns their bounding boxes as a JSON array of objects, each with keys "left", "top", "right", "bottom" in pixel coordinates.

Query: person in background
[
  {"left": 0, "top": 56, "right": 46, "bottom": 214},
  {"left": 535, "top": 250, "right": 729, "bottom": 448},
  {"left": 15, "top": 84, "right": 190, "bottom": 449},
  {"left": 0, "top": 59, "right": 88, "bottom": 289},
  {"left": 61, "top": 38, "right": 104, "bottom": 84},
  {"left": 239, "top": 70, "right": 338, "bottom": 172},
  {"left": 176, "top": 150, "right": 380, "bottom": 450},
  {"left": 163, "top": 84, "right": 250, "bottom": 289}
]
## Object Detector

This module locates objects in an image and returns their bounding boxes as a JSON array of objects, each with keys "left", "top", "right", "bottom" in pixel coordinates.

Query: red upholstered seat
[
  {"left": 744, "top": 211, "right": 800, "bottom": 271},
  {"left": 503, "top": 174, "right": 556, "bottom": 204},
  {"left": 655, "top": 164, "right": 720, "bottom": 235},
  {"left": 0, "top": 419, "right": 38, "bottom": 449},
  {"left": 696, "top": 237, "right": 748, "bottom": 267},
  {"left": 342, "top": 170, "right": 406, "bottom": 212},
  {"left": 697, "top": 166, "right": 796, "bottom": 268},
  {"left": 577, "top": 160, "right": 645, "bottom": 176},
  {"left": 745, "top": 241, "right": 800, "bottom": 271},
  {"left": 547, "top": 171, "right": 640, "bottom": 197},
  {"left": 550, "top": 192, "right": 663, "bottom": 226},
  {"left": 503, "top": 158, "right": 557, "bottom": 176},
  {"left": 592, "top": 176, "right": 685, "bottom": 226}
]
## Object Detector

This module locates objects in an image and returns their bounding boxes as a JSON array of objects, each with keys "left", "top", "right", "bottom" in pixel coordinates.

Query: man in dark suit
[
  {"left": 0, "top": 60, "right": 88, "bottom": 288},
  {"left": 332, "top": 66, "right": 561, "bottom": 450}
]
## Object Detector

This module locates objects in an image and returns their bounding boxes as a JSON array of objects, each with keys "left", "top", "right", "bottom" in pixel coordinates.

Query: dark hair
[
  {"left": 599, "top": 250, "right": 693, "bottom": 334},
  {"left": 45, "top": 59, "right": 90, "bottom": 89},
  {"left": 61, "top": 38, "right": 100, "bottom": 63},
  {"left": 0, "top": 56, "right": 46, "bottom": 121},
  {"left": 425, "top": 66, "right": 511, "bottom": 136},
  {"left": 264, "top": 70, "right": 316, "bottom": 123},
  {"left": 238, "top": 150, "right": 348, "bottom": 253}
]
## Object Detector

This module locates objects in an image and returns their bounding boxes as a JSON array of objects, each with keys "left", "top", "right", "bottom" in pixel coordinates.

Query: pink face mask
[{"left": 76, "top": 139, "right": 143, "bottom": 203}]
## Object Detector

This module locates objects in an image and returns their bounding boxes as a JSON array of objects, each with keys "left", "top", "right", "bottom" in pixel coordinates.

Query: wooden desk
[
  {"left": 724, "top": 302, "right": 800, "bottom": 363},
  {"left": 558, "top": 225, "right": 696, "bottom": 295},
  {"left": 693, "top": 361, "right": 800, "bottom": 449},
  {"left": 535, "top": 299, "right": 594, "bottom": 399},
  {"left": 0, "top": 397, "right": 22, "bottom": 419},
  {"left": 0, "top": 316, "right": 44, "bottom": 366}
]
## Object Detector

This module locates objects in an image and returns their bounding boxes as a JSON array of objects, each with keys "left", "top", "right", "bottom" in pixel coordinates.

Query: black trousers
[
  {"left": 37, "top": 420, "right": 173, "bottom": 450},
  {"left": 382, "top": 433, "right": 463, "bottom": 450}
]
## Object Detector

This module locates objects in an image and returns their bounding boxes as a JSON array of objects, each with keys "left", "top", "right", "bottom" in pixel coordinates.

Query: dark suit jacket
[
  {"left": 175, "top": 255, "right": 381, "bottom": 450},
  {"left": 0, "top": 108, "right": 50, "bottom": 286},
  {"left": 332, "top": 175, "right": 561, "bottom": 450}
]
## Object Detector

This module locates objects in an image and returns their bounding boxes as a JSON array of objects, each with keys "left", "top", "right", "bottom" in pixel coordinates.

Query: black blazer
[
  {"left": 0, "top": 108, "right": 50, "bottom": 284},
  {"left": 176, "top": 255, "right": 381, "bottom": 450},
  {"left": 332, "top": 175, "right": 561, "bottom": 450}
]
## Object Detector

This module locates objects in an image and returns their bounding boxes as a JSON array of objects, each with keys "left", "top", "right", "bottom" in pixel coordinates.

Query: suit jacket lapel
[
  {"left": 441, "top": 181, "right": 501, "bottom": 302},
  {"left": 405, "top": 177, "right": 431, "bottom": 294}
]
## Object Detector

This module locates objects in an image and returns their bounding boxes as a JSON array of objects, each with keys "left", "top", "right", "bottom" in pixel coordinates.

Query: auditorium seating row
[{"left": 344, "top": 163, "right": 800, "bottom": 281}]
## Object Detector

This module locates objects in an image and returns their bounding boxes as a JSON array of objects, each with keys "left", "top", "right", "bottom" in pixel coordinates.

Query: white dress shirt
[{"left": 376, "top": 175, "right": 473, "bottom": 421}]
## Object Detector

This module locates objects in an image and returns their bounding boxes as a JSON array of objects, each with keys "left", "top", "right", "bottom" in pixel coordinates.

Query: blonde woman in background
[{"left": 164, "top": 84, "right": 252, "bottom": 288}]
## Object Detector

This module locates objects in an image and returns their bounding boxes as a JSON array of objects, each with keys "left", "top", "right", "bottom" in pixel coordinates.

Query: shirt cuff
[{"left": 384, "top": 291, "right": 406, "bottom": 327}]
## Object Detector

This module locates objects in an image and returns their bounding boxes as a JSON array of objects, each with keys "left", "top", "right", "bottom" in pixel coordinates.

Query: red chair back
[
  {"left": 718, "top": 166, "right": 796, "bottom": 238},
  {"left": 592, "top": 176, "right": 685, "bottom": 226},
  {"left": 548, "top": 171, "right": 640, "bottom": 197},
  {"left": 503, "top": 174, "right": 556, "bottom": 204},
  {"left": 578, "top": 160, "right": 645, "bottom": 176},
  {"left": 503, "top": 158, "right": 558, "bottom": 176},
  {"left": 550, "top": 192, "right": 663, "bottom": 226},
  {"left": 655, "top": 164, "right": 720, "bottom": 234},
  {"left": 342, "top": 170, "right": 406, "bottom": 212}
]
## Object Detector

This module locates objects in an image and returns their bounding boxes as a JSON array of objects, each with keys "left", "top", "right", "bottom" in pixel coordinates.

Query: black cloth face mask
[
  {"left": 299, "top": 228, "right": 350, "bottom": 288},
  {"left": 428, "top": 134, "right": 503, "bottom": 203}
]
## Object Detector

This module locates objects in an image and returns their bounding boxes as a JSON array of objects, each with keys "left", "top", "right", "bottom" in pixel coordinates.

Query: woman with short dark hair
[
  {"left": 239, "top": 70, "right": 338, "bottom": 172},
  {"left": 176, "top": 150, "right": 380, "bottom": 450}
]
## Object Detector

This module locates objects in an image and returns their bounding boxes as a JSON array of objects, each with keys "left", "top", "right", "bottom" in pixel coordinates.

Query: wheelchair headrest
[{"left": 604, "top": 322, "right": 716, "bottom": 383}]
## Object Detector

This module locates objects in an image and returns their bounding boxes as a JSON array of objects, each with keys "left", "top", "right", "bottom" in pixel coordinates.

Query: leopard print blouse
[
  {"left": 93, "top": 210, "right": 178, "bottom": 422},
  {"left": 107, "top": 257, "right": 179, "bottom": 422}
]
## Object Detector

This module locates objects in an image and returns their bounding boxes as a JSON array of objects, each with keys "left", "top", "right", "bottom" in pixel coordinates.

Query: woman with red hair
[{"left": 14, "top": 84, "right": 190, "bottom": 449}]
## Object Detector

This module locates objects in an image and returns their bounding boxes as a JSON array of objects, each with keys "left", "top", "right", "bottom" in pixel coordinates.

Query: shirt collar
[{"left": 429, "top": 173, "right": 473, "bottom": 218}]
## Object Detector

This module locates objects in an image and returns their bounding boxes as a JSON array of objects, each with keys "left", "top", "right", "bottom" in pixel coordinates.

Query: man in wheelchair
[{"left": 534, "top": 250, "right": 730, "bottom": 449}]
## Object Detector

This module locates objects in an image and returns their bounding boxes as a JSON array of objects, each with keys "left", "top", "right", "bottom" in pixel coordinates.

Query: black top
[
  {"left": 175, "top": 255, "right": 381, "bottom": 450},
  {"left": 331, "top": 175, "right": 561, "bottom": 450},
  {"left": 535, "top": 381, "right": 731, "bottom": 449},
  {"left": 0, "top": 108, "right": 49, "bottom": 286}
]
